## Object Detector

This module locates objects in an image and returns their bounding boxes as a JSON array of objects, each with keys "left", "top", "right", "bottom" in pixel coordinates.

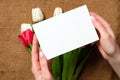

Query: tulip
[
  {"left": 18, "top": 29, "right": 34, "bottom": 47},
  {"left": 21, "top": 23, "right": 33, "bottom": 33},
  {"left": 18, "top": 34, "right": 29, "bottom": 47},
  {"left": 32, "top": 7, "right": 44, "bottom": 22},
  {"left": 53, "top": 7, "right": 62, "bottom": 16}
]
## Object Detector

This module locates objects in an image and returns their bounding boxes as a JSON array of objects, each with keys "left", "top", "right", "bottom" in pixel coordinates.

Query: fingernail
[
  {"left": 39, "top": 50, "right": 43, "bottom": 57},
  {"left": 39, "top": 51, "right": 46, "bottom": 65},
  {"left": 91, "top": 16, "right": 96, "bottom": 21}
]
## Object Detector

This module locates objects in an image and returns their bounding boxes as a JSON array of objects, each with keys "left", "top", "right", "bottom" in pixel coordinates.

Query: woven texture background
[{"left": 0, "top": 0, "right": 120, "bottom": 80}]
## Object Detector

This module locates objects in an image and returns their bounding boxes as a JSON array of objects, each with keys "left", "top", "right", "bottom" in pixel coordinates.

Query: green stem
[
  {"left": 28, "top": 44, "right": 32, "bottom": 53},
  {"left": 30, "top": 24, "right": 34, "bottom": 32},
  {"left": 27, "top": 48, "right": 32, "bottom": 53}
]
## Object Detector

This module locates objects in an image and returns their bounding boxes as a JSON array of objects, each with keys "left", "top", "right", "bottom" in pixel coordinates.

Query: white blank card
[{"left": 33, "top": 5, "right": 99, "bottom": 60}]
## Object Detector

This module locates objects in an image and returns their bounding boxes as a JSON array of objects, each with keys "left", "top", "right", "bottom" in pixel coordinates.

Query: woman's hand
[
  {"left": 91, "top": 12, "right": 120, "bottom": 61},
  {"left": 91, "top": 12, "right": 120, "bottom": 77},
  {"left": 31, "top": 35, "right": 53, "bottom": 80}
]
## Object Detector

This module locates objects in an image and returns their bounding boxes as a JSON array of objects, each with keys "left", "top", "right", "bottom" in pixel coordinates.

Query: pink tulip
[{"left": 18, "top": 29, "right": 34, "bottom": 47}]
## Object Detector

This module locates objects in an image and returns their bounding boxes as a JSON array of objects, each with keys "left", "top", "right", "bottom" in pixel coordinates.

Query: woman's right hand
[
  {"left": 91, "top": 12, "right": 120, "bottom": 61},
  {"left": 91, "top": 12, "right": 120, "bottom": 78}
]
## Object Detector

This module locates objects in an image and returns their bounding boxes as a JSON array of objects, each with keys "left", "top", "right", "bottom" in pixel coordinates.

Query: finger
[
  {"left": 90, "top": 12, "right": 115, "bottom": 38},
  {"left": 91, "top": 15, "right": 108, "bottom": 38},
  {"left": 39, "top": 51, "right": 51, "bottom": 75},
  {"left": 32, "top": 35, "right": 38, "bottom": 54},
  {"left": 90, "top": 12, "right": 110, "bottom": 28},
  {"left": 31, "top": 35, "right": 39, "bottom": 70},
  {"left": 97, "top": 43, "right": 108, "bottom": 60}
]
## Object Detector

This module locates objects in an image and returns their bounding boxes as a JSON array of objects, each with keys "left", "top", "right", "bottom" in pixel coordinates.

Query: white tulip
[
  {"left": 53, "top": 7, "right": 62, "bottom": 16},
  {"left": 21, "top": 23, "right": 32, "bottom": 33},
  {"left": 32, "top": 7, "right": 44, "bottom": 23}
]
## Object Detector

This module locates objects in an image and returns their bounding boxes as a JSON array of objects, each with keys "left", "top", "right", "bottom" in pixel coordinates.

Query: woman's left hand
[{"left": 31, "top": 35, "right": 53, "bottom": 80}]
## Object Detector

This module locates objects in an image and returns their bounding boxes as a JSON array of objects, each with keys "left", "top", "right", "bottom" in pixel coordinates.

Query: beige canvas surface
[{"left": 0, "top": 0, "right": 120, "bottom": 80}]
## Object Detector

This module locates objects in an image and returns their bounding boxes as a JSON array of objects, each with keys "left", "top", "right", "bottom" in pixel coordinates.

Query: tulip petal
[
  {"left": 21, "top": 23, "right": 33, "bottom": 33},
  {"left": 25, "top": 29, "right": 34, "bottom": 44},
  {"left": 53, "top": 7, "right": 62, "bottom": 16},
  {"left": 32, "top": 7, "right": 44, "bottom": 22},
  {"left": 18, "top": 35, "right": 29, "bottom": 47}
]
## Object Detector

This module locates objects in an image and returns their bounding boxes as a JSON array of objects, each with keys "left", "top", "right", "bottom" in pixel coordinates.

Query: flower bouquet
[{"left": 18, "top": 7, "right": 95, "bottom": 80}]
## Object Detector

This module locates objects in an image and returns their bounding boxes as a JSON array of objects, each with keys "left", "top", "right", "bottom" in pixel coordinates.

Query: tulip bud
[
  {"left": 53, "top": 7, "right": 62, "bottom": 16},
  {"left": 18, "top": 29, "right": 34, "bottom": 47},
  {"left": 18, "top": 35, "right": 29, "bottom": 47},
  {"left": 21, "top": 23, "right": 32, "bottom": 33},
  {"left": 32, "top": 7, "right": 44, "bottom": 22},
  {"left": 24, "top": 29, "right": 34, "bottom": 44}
]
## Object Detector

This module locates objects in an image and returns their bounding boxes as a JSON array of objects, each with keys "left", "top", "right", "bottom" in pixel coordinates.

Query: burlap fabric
[{"left": 0, "top": 0, "right": 120, "bottom": 80}]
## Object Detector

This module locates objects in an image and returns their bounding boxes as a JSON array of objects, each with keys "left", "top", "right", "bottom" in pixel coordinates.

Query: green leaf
[
  {"left": 73, "top": 45, "right": 96, "bottom": 80},
  {"left": 68, "top": 48, "right": 81, "bottom": 80},
  {"left": 52, "top": 55, "right": 63, "bottom": 80},
  {"left": 72, "top": 54, "right": 88, "bottom": 80},
  {"left": 62, "top": 51, "right": 73, "bottom": 80}
]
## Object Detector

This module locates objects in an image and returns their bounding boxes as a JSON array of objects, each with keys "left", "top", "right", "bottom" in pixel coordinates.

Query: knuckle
[
  {"left": 41, "top": 62, "right": 46, "bottom": 67},
  {"left": 40, "top": 59, "right": 47, "bottom": 67}
]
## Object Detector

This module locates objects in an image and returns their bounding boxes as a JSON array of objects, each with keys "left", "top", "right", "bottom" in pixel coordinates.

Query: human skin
[
  {"left": 31, "top": 12, "right": 120, "bottom": 80},
  {"left": 91, "top": 12, "right": 120, "bottom": 78},
  {"left": 31, "top": 35, "right": 53, "bottom": 80}
]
